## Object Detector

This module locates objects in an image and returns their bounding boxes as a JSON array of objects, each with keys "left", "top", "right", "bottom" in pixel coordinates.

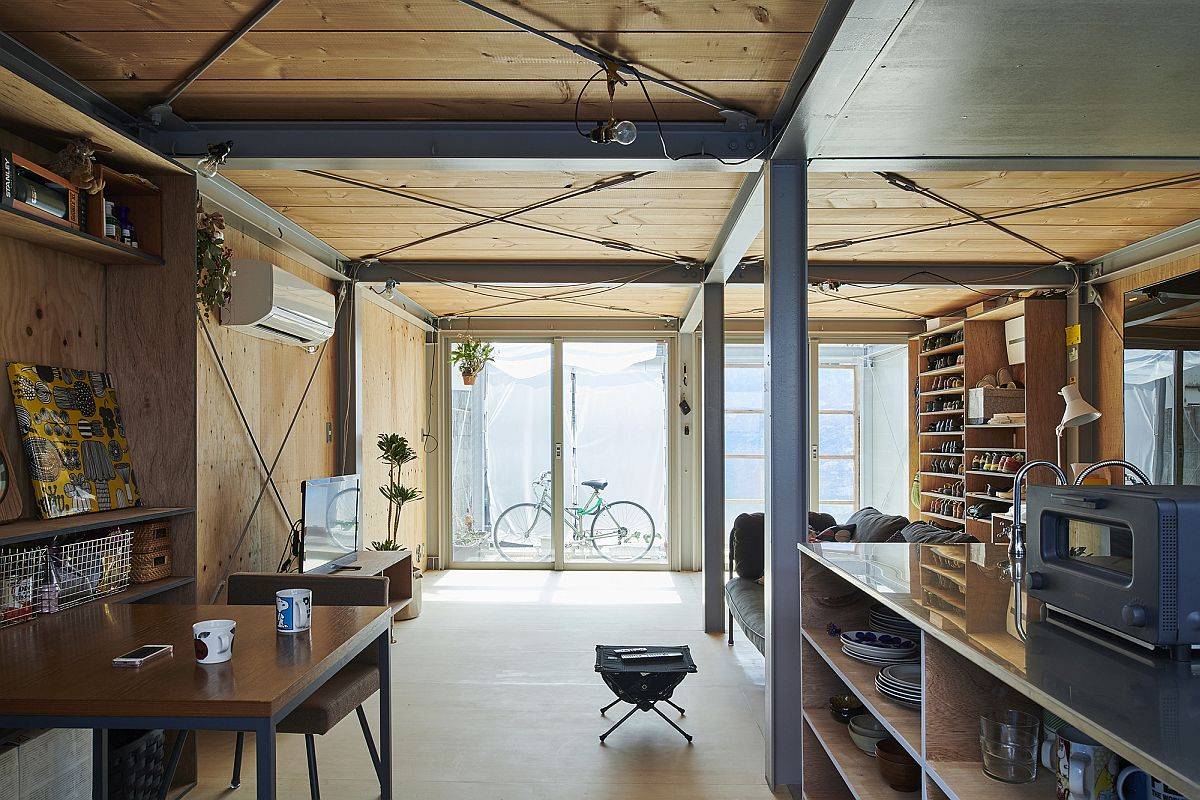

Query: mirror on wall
[{"left": 1123, "top": 270, "right": 1200, "bottom": 484}]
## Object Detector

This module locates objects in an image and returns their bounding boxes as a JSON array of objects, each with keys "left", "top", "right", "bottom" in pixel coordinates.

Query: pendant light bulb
[
  {"left": 612, "top": 120, "right": 637, "bottom": 145},
  {"left": 196, "top": 140, "right": 233, "bottom": 178}
]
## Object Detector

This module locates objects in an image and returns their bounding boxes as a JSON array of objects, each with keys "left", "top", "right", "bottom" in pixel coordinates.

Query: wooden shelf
[
  {"left": 919, "top": 409, "right": 964, "bottom": 417},
  {"left": 921, "top": 584, "right": 966, "bottom": 613},
  {"left": 920, "top": 562, "right": 966, "bottom": 586},
  {"left": 922, "top": 320, "right": 964, "bottom": 336},
  {"left": 920, "top": 341, "right": 964, "bottom": 357},
  {"left": 965, "top": 492, "right": 1012, "bottom": 503},
  {"left": 919, "top": 430, "right": 963, "bottom": 437},
  {"left": 0, "top": 202, "right": 164, "bottom": 266},
  {"left": 920, "top": 452, "right": 963, "bottom": 457},
  {"left": 921, "top": 491, "right": 963, "bottom": 502},
  {"left": 920, "top": 471, "right": 962, "bottom": 479},
  {"left": 803, "top": 709, "right": 918, "bottom": 799},
  {"left": 921, "top": 511, "right": 964, "bottom": 525},
  {"left": 964, "top": 447, "right": 1024, "bottom": 453},
  {"left": 0, "top": 507, "right": 193, "bottom": 546},
  {"left": 926, "top": 760, "right": 1055, "bottom": 800},
  {"left": 965, "top": 470, "right": 1015, "bottom": 479},
  {"left": 920, "top": 366, "right": 965, "bottom": 377},
  {"left": 107, "top": 576, "right": 195, "bottom": 604},
  {"left": 920, "top": 388, "right": 964, "bottom": 397},
  {"left": 801, "top": 627, "right": 922, "bottom": 760},
  {"left": 966, "top": 423, "right": 1024, "bottom": 429}
]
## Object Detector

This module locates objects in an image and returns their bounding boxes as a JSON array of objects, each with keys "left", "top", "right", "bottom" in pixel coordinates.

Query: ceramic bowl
[
  {"left": 829, "top": 693, "right": 866, "bottom": 724},
  {"left": 849, "top": 728, "right": 886, "bottom": 756},
  {"left": 876, "top": 754, "right": 921, "bottom": 792},
  {"left": 875, "top": 737, "right": 918, "bottom": 766},
  {"left": 849, "top": 714, "right": 887, "bottom": 735}
]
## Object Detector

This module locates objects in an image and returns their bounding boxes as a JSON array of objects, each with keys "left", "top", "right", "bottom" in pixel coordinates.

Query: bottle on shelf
[{"left": 103, "top": 200, "right": 119, "bottom": 240}]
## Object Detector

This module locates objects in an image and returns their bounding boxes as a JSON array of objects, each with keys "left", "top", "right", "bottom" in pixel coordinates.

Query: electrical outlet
[{"left": 326, "top": 421, "right": 333, "bottom": 443}]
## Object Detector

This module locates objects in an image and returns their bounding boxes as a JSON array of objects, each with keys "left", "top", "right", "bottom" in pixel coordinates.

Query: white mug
[
  {"left": 193, "top": 619, "right": 236, "bottom": 664},
  {"left": 1117, "top": 766, "right": 1186, "bottom": 800},
  {"left": 276, "top": 588, "right": 312, "bottom": 634}
]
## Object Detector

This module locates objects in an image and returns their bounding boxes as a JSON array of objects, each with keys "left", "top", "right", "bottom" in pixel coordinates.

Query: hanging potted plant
[
  {"left": 450, "top": 336, "right": 495, "bottom": 385},
  {"left": 195, "top": 200, "right": 234, "bottom": 320}
]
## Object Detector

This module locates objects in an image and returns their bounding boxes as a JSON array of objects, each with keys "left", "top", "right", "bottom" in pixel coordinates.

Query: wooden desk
[{"left": 0, "top": 603, "right": 393, "bottom": 800}]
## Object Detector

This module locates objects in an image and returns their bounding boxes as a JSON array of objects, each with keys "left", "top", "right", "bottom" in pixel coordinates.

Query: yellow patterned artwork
[{"left": 7, "top": 362, "right": 140, "bottom": 519}]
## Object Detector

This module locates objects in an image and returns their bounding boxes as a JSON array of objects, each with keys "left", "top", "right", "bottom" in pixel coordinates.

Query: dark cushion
[
  {"left": 277, "top": 663, "right": 380, "bottom": 735},
  {"left": 724, "top": 577, "right": 764, "bottom": 655},
  {"left": 845, "top": 507, "right": 909, "bottom": 543},
  {"left": 898, "top": 521, "right": 978, "bottom": 543},
  {"left": 812, "top": 524, "right": 856, "bottom": 542},
  {"left": 808, "top": 511, "right": 837, "bottom": 533},
  {"left": 730, "top": 512, "right": 765, "bottom": 580}
]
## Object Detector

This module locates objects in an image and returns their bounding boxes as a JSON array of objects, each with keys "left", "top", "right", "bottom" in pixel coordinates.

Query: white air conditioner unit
[{"left": 221, "top": 259, "right": 335, "bottom": 347}]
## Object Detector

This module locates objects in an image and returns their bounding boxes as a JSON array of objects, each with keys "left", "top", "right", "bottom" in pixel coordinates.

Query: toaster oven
[{"left": 1025, "top": 484, "right": 1200, "bottom": 655}]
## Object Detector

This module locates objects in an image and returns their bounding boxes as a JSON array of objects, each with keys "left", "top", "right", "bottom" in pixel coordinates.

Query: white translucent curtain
[
  {"left": 1123, "top": 348, "right": 1174, "bottom": 484},
  {"left": 562, "top": 342, "right": 668, "bottom": 535},
  {"left": 482, "top": 344, "right": 552, "bottom": 526},
  {"left": 860, "top": 344, "right": 910, "bottom": 517}
]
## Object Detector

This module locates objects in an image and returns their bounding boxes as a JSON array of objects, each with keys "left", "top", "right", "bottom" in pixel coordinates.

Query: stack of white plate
[
  {"left": 839, "top": 631, "right": 919, "bottom": 666},
  {"left": 875, "top": 663, "right": 922, "bottom": 708},
  {"left": 868, "top": 603, "right": 921, "bottom": 640}
]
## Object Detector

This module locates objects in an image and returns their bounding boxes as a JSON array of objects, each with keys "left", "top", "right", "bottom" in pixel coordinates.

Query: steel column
[
  {"left": 336, "top": 286, "right": 364, "bottom": 481},
  {"left": 701, "top": 283, "right": 726, "bottom": 633},
  {"left": 763, "top": 160, "right": 807, "bottom": 790}
]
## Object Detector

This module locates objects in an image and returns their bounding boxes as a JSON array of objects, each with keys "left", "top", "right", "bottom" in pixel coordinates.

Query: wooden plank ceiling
[
  {"left": 0, "top": 1, "right": 820, "bottom": 121},
  {"left": 723, "top": 284, "right": 984, "bottom": 320},
  {"left": 224, "top": 168, "right": 1200, "bottom": 267}
]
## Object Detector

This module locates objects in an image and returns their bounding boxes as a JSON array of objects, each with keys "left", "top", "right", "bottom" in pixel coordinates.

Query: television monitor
[{"left": 300, "top": 474, "right": 361, "bottom": 572}]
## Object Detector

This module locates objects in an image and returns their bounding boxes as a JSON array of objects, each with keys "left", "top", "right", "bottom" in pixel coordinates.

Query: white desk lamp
[{"left": 1057, "top": 383, "right": 1101, "bottom": 471}]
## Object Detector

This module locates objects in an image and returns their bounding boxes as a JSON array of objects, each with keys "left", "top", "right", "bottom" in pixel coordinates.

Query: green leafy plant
[
  {"left": 195, "top": 201, "right": 234, "bottom": 320},
  {"left": 374, "top": 433, "right": 423, "bottom": 550},
  {"left": 449, "top": 336, "right": 496, "bottom": 385}
]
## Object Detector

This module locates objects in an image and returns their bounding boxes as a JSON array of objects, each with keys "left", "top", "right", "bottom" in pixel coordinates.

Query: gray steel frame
[
  {"left": 763, "top": 160, "right": 807, "bottom": 790},
  {"left": 144, "top": 121, "right": 767, "bottom": 173},
  {"left": 701, "top": 283, "right": 726, "bottom": 632},
  {"left": 1, "top": 630, "right": 392, "bottom": 800}
]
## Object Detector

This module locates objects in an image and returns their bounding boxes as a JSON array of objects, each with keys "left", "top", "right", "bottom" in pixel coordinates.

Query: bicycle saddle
[{"left": 582, "top": 479, "right": 609, "bottom": 491}]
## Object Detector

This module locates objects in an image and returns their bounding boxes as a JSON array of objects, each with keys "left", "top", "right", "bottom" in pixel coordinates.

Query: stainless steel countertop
[{"left": 800, "top": 541, "right": 1200, "bottom": 799}]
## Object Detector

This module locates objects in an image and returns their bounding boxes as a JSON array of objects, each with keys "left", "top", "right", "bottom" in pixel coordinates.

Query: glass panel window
[
  {"left": 726, "top": 365, "right": 766, "bottom": 411},
  {"left": 818, "top": 459, "right": 855, "bottom": 501},
  {"left": 726, "top": 458, "right": 765, "bottom": 501},
  {"left": 818, "top": 414, "right": 854, "bottom": 456},
  {"left": 726, "top": 413, "right": 766, "bottom": 455},
  {"left": 819, "top": 366, "right": 855, "bottom": 410}
]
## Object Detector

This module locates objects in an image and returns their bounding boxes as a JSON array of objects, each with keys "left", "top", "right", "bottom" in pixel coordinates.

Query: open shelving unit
[
  {"left": 799, "top": 548, "right": 1056, "bottom": 800},
  {"left": 909, "top": 299, "right": 1066, "bottom": 537}
]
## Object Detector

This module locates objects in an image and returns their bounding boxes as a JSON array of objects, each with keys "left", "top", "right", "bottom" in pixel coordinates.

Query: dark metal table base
[{"left": 598, "top": 698, "right": 692, "bottom": 743}]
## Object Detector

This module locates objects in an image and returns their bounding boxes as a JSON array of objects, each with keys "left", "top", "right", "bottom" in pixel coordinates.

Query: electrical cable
[
  {"left": 361, "top": 169, "right": 656, "bottom": 259},
  {"left": 806, "top": 172, "right": 1200, "bottom": 254},
  {"left": 303, "top": 169, "right": 695, "bottom": 263},
  {"left": 631, "top": 71, "right": 768, "bottom": 166},
  {"left": 446, "top": 266, "right": 679, "bottom": 318},
  {"left": 212, "top": 265, "right": 360, "bottom": 603}
]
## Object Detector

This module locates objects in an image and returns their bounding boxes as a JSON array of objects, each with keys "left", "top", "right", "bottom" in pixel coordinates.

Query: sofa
[{"left": 724, "top": 508, "right": 976, "bottom": 654}]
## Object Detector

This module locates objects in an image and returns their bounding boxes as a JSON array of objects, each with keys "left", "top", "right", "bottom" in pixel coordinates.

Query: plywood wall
[
  {"left": 359, "top": 293, "right": 428, "bottom": 561},
  {"left": 1094, "top": 252, "right": 1200, "bottom": 460},
  {"left": 195, "top": 218, "right": 339, "bottom": 600}
]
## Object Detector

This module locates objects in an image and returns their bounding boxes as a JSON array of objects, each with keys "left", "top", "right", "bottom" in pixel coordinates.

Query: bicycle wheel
[
  {"left": 589, "top": 501, "right": 657, "bottom": 563},
  {"left": 492, "top": 503, "right": 552, "bottom": 562}
]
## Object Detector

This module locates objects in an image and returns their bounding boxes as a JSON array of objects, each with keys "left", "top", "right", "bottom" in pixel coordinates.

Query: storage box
[
  {"left": 1004, "top": 316, "right": 1026, "bottom": 364},
  {"left": 1, "top": 151, "right": 82, "bottom": 230},
  {"left": 925, "top": 314, "right": 965, "bottom": 332},
  {"left": 0, "top": 745, "right": 18, "bottom": 800},
  {"left": 14, "top": 728, "right": 90, "bottom": 800},
  {"left": 968, "top": 387, "right": 1024, "bottom": 424}
]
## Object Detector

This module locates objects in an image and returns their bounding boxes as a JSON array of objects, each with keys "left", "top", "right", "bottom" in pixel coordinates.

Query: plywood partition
[
  {"left": 803, "top": 720, "right": 856, "bottom": 800},
  {"left": 922, "top": 635, "right": 1041, "bottom": 764},
  {"left": 358, "top": 293, "right": 429, "bottom": 558},
  {"left": 194, "top": 217, "right": 339, "bottom": 600}
]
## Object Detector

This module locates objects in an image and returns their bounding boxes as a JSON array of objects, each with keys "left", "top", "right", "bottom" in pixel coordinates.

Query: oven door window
[{"left": 1061, "top": 519, "right": 1133, "bottom": 579}]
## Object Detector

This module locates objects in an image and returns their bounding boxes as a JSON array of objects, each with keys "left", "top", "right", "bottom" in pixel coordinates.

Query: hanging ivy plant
[{"left": 196, "top": 199, "right": 234, "bottom": 320}]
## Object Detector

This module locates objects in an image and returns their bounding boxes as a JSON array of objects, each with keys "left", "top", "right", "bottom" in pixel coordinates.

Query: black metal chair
[{"left": 226, "top": 572, "right": 389, "bottom": 800}]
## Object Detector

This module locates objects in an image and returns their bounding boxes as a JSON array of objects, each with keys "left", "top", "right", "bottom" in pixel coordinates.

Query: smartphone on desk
[{"left": 113, "top": 644, "right": 173, "bottom": 668}]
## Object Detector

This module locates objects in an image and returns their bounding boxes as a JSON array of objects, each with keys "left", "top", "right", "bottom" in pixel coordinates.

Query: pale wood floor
[{"left": 191, "top": 569, "right": 779, "bottom": 799}]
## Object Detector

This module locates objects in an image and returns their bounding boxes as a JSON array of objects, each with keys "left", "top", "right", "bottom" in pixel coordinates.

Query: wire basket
[
  {"left": 48, "top": 530, "right": 132, "bottom": 612},
  {"left": 0, "top": 546, "right": 48, "bottom": 628}
]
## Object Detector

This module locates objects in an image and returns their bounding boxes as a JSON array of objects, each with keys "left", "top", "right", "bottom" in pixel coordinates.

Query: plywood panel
[
  {"left": 396, "top": 282, "right": 694, "bottom": 318},
  {"left": 724, "top": 284, "right": 983, "bottom": 320},
  {"left": 0, "top": 2, "right": 824, "bottom": 32},
  {"left": 194, "top": 217, "right": 339, "bottom": 601},
  {"left": 225, "top": 170, "right": 748, "bottom": 190},
  {"left": 360, "top": 295, "right": 428, "bottom": 557}
]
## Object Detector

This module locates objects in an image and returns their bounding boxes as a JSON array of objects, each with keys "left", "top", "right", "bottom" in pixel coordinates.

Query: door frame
[{"left": 437, "top": 330, "right": 681, "bottom": 570}]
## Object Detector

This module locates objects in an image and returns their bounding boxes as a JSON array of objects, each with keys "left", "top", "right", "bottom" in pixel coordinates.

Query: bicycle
[{"left": 491, "top": 470, "right": 658, "bottom": 563}]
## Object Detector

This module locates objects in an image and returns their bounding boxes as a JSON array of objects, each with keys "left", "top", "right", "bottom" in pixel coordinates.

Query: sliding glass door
[{"left": 448, "top": 337, "right": 670, "bottom": 567}]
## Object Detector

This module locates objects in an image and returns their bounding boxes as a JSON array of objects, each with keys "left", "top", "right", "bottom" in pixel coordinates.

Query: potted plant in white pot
[{"left": 450, "top": 336, "right": 495, "bottom": 386}]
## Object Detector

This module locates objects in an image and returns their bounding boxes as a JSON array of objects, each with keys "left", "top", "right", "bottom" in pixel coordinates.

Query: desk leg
[
  {"left": 377, "top": 631, "right": 392, "bottom": 800},
  {"left": 255, "top": 721, "right": 276, "bottom": 800},
  {"left": 92, "top": 729, "right": 109, "bottom": 800}
]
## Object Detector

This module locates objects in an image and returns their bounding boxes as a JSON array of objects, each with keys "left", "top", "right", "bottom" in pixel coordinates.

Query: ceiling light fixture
[
  {"left": 587, "top": 61, "right": 637, "bottom": 146},
  {"left": 196, "top": 140, "right": 234, "bottom": 178}
]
